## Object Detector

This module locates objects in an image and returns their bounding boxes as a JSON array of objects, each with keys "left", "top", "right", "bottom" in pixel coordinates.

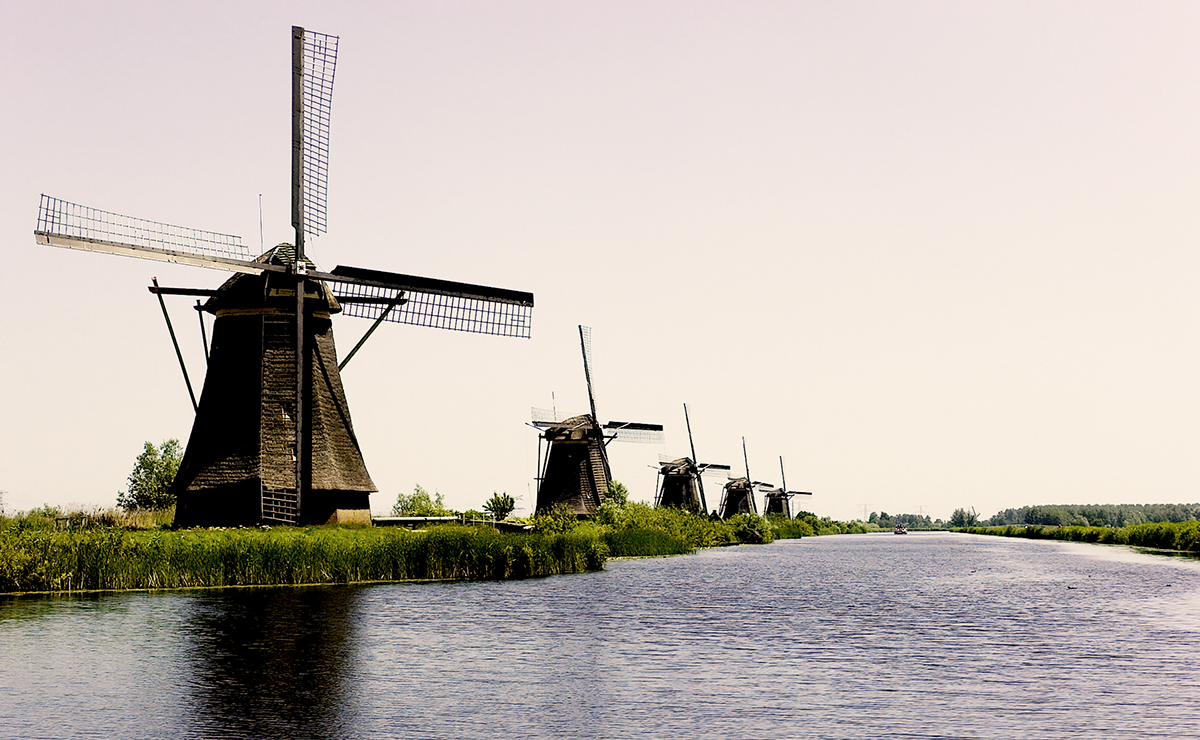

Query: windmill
[
  {"left": 33, "top": 27, "right": 534, "bottom": 527},
  {"left": 717, "top": 437, "right": 772, "bottom": 519},
  {"left": 653, "top": 404, "right": 730, "bottom": 514},
  {"left": 530, "top": 325, "right": 663, "bottom": 516},
  {"left": 760, "top": 456, "right": 813, "bottom": 519}
]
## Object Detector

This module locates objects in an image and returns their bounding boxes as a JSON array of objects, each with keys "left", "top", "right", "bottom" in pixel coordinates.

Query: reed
[
  {"left": 603, "top": 528, "right": 693, "bottom": 558},
  {"left": 0, "top": 524, "right": 607, "bottom": 594}
]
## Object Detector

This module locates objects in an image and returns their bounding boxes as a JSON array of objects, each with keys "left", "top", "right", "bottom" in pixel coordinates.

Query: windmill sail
[
  {"left": 601, "top": 421, "right": 665, "bottom": 444},
  {"left": 36, "top": 196, "right": 536, "bottom": 337},
  {"left": 329, "top": 266, "right": 533, "bottom": 338},
  {"left": 295, "top": 27, "right": 338, "bottom": 239},
  {"left": 35, "top": 195, "right": 261, "bottom": 272}
]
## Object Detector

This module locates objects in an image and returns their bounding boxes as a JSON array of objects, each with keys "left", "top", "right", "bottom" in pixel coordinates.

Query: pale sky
[{"left": 2, "top": 1, "right": 1198, "bottom": 522}]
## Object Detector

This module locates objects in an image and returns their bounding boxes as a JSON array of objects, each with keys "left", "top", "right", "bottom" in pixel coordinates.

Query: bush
[
  {"left": 770, "top": 516, "right": 815, "bottom": 539},
  {"left": 532, "top": 503, "right": 579, "bottom": 534},
  {"left": 727, "top": 513, "right": 775, "bottom": 544},
  {"left": 391, "top": 485, "right": 454, "bottom": 516},
  {"left": 603, "top": 481, "right": 630, "bottom": 506}
]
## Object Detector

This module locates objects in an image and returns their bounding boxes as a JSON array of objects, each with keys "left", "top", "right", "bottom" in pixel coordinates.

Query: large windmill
[
  {"left": 653, "top": 404, "right": 729, "bottom": 514},
  {"left": 760, "top": 456, "right": 812, "bottom": 519},
  {"left": 530, "top": 325, "right": 663, "bottom": 516},
  {"left": 717, "top": 437, "right": 772, "bottom": 519},
  {"left": 33, "top": 27, "right": 534, "bottom": 527}
]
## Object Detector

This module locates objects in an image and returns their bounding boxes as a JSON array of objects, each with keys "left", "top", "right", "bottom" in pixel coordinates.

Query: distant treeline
[
  {"left": 986, "top": 504, "right": 1200, "bottom": 528},
  {"left": 868, "top": 512, "right": 943, "bottom": 530}
]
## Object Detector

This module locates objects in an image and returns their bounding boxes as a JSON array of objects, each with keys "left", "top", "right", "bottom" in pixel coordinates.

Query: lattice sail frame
[
  {"left": 299, "top": 28, "right": 338, "bottom": 238},
  {"left": 36, "top": 195, "right": 249, "bottom": 260},
  {"left": 580, "top": 325, "right": 597, "bottom": 414},
  {"left": 531, "top": 407, "right": 566, "bottom": 425},
  {"left": 601, "top": 421, "right": 665, "bottom": 445},
  {"left": 333, "top": 281, "right": 532, "bottom": 338}
]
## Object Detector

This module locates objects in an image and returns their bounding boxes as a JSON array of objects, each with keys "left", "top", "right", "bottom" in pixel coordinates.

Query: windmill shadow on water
[{"left": 33, "top": 27, "right": 534, "bottom": 527}]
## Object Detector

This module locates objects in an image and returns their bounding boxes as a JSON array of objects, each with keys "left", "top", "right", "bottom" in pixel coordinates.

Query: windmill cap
[{"left": 200, "top": 243, "right": 342, "bottom": 315}]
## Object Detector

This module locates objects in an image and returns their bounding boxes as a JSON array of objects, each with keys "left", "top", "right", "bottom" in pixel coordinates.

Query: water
[{"left": 4, "top": 532, "right": 1200, "bottom": 739}]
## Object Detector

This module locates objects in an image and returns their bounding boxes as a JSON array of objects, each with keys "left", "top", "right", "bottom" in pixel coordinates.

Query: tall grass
[
  {"left": 602, "top": 528, "right": 693, "bottom": 557},
  {"left": 961, "top": 521, "right": 1200, "bottom": 553},
  {"left": 0, "top": 524, "right": 607, "bottom": 594}
]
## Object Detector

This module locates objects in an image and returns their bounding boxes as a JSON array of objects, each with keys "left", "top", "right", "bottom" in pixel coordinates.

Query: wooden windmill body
[
  {"left": 170, "top": 246, "right": 377, "bottom": 526},
  {"left": 531, "top": 326, "right": 663, "bottom": 516},
  {"left": 34, "top": 28, "right": 534, "bottom": 526},
  {"left": 653, "top": 404, "right": 729, "bottom": 514}
]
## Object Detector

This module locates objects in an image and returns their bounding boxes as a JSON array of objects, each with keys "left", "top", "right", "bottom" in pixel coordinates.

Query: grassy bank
[
  {"left": 0, "top": 500, "right": 874, "bottom": 594},
  {"left": 960, "top": 521, "right": 1200, "bottom": 553},
  {"left": 0, "top": 521, "right": 606, "bottom": 594}
]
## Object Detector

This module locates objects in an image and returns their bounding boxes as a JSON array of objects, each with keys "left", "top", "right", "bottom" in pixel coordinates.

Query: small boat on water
[{"left": 893, "top": 522, "right": 908, "bottom": 535}]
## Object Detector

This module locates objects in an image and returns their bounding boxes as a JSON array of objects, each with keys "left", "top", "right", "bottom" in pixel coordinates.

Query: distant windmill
[
  {"left": 531, "top": 326, "right": 663, "bottom": 516},
  {"left": 717, "top": 437, "right": 772, "bottom": 519},
  {"left": 760, "top": 456, "right": 812, "bottom": 519},
  {"left": 34, "top": 27, "right": 534, "bottom": 527},
  {"left": 653, "top": 404, "right": 729, "bottom": 513}
]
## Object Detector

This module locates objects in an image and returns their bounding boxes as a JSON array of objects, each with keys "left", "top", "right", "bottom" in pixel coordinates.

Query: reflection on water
[
  {"left": 182, "top": 588, "right": 361, "bottom": 738},
  {"left": 4, "top": 533, "right": 1200, "bottom": 739}
]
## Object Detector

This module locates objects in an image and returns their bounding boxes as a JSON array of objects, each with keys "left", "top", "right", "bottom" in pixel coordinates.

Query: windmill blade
[
  {"left": 787, "top": 491, "right": 814, "bottom": 497},
  {"left": 35, "top": 195, "right": 263, "bottom": 273},
  {"left": 327, "top": 265, "right": 533, "bottom": 338},
  {"left": 295, "top": 27, "right": 338, "bottom": 239},
  {"left": 602, "top": 421, "right": 665, "bottom": 445},
  {"left": 531, "top": 407, "right": 567, "bottom": 426},
  {"left": 579, "top": 325, "right": 598, "bottom": 420}
]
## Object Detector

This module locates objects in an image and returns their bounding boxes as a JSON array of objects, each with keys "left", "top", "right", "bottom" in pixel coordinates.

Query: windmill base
[
  {"left": 324, "top": 508, "right": 373, "bottom": 526},
  {"left": 173, "top": 482, "right": 372, "bottom": 528}
]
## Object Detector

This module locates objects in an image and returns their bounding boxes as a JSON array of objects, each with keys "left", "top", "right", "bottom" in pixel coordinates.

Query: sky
[{"left": 2, "top": 1, "right": 1198, "bottom": 522}]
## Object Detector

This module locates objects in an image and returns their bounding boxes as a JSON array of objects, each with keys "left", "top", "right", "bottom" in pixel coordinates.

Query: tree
[
  {"left": 117, "top": 439, "right": 182, "bottom": 511},
  {"left": 482, "top": 492, "right": 516, "bottom": 521},
  {"left": 950, "top": 508, "right": 978, "bottom": 527},
  {"left": 391, "top": 485, "right": 453, "bottom": 516},
  {"left": 603, "top": 481, "right": 629, "bottom": 506}
]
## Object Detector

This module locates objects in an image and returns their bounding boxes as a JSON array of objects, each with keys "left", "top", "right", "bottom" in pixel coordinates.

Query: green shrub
[
  {"left": 770, "top": 517, "right": 815, "bottom": 539},
  {"left": 532, "top": 503, "right": 579, "bottom": 534},
  {"left": 727, "top": 513, "right": 774, "bottom": 544}
]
